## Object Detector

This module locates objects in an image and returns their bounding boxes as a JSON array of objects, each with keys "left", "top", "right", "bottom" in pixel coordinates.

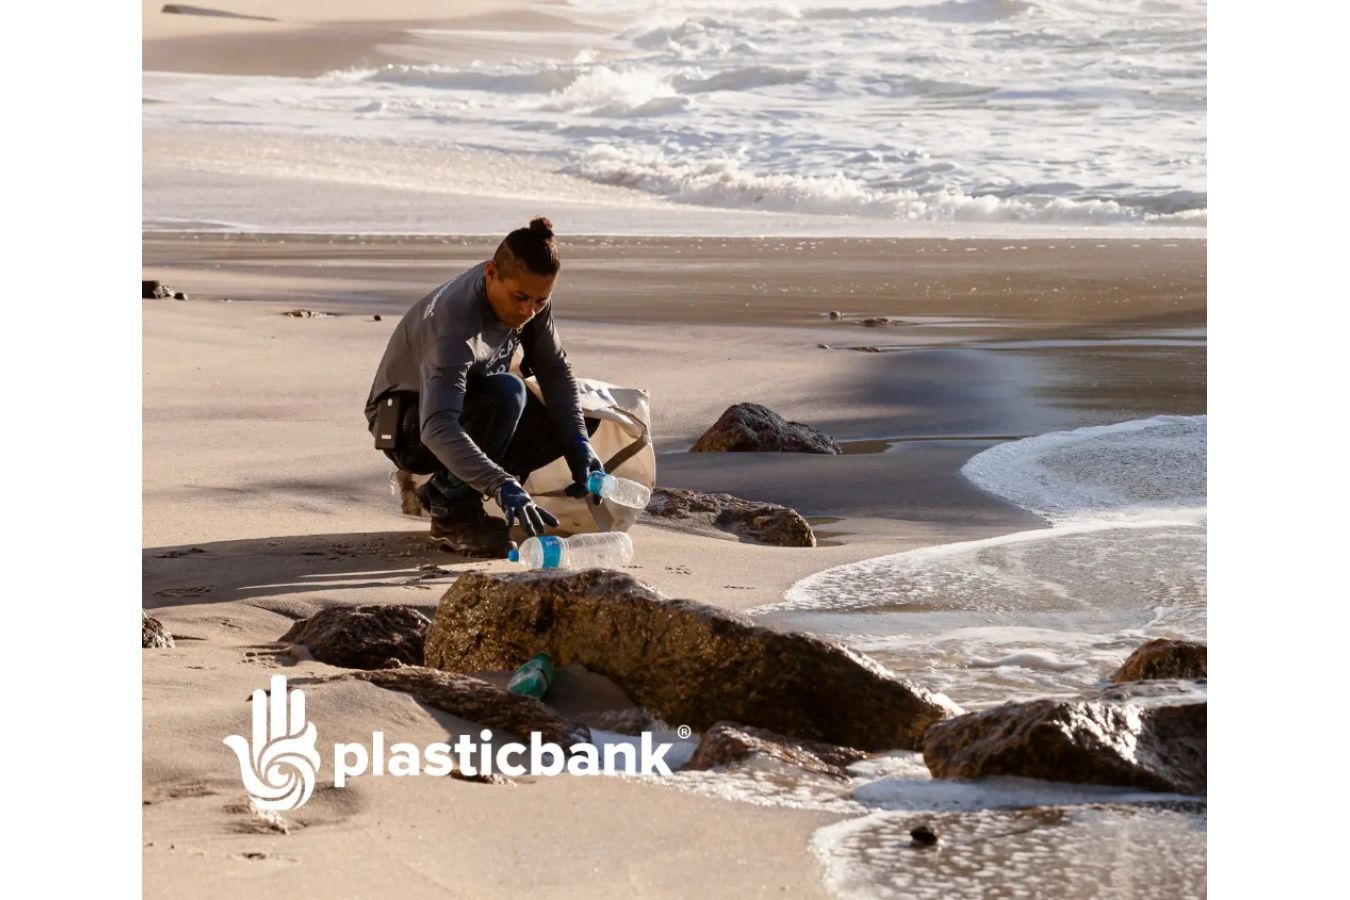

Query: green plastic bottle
[{"left": 506, "top": 653, "right": 555, "bottom": 699}]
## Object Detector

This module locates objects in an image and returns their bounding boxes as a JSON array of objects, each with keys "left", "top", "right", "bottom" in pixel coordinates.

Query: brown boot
[{"left": 428, "top": 498, "right": 515, "bottom": 558}]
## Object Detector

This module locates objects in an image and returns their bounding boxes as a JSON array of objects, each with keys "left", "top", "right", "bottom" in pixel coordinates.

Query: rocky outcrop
[
  {"left": 923, "top": 698, "right": 1206, "bottom": 795},
  {"left": 684, "top": 721, "right": 869, "bottom": 779},
  {"left": 690, "top": 403, "right": 841, "bottom": 454},
  {"left": 142, "top": 610, "right": 174, "bottom": 649},
  {"left": 424, "top": 570, "right": 958, "bottom": 751},
  {"left": 143, "top": 280, "right": 173, "bottom": 299},
  {"left": 644, "top": 487, "right": 816, "bottom": 547},
  {"left": 345, "top": 666, "right": 590, "bottom": 749},
  {"left": 1111, "top": 638, "right": 1207, "bottom": 683},
  {"left": 279, "top": 605, "right": 430, "bottom": 670}
]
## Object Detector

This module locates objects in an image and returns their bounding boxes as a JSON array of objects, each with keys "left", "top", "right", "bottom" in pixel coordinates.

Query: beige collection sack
[{"left": 393, "top": 372, "right": 655, "bottom": 535}]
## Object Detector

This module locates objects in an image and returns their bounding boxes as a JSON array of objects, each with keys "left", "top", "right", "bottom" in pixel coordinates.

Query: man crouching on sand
[{"left": 364, "top": 217, "right": 604, "bottom": 557}]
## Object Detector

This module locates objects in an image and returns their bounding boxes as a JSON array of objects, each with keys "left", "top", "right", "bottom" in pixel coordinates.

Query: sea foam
[{"left": 756, "top": 416, "right": 1207, "bottom": 707}]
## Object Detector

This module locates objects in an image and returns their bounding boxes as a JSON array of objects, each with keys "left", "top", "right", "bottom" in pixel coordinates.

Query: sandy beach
[
  {"left": 143, "top": 3, "right": 1207, "bottom": 896},
  {"left": 143, "top": 231, "right": 1205, "bottom": 897}
]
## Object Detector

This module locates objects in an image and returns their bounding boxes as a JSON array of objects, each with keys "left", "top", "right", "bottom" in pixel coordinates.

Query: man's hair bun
[{"left": 495, "top": 216, "right": 561, "bottom": 276}]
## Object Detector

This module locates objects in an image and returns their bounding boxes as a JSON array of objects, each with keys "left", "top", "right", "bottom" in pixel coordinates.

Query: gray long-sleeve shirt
[{"left": 365, "top": 262, "right": 587, "bottom": 497}]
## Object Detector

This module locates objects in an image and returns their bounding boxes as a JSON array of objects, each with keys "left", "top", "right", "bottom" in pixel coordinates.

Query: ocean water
[
  {"left": 755, "top": 415, "right": 1207, "bottom": 706},
  {"left": 142, "top": 0, "right": 1205, "bottom": 233},
  {"left": 696, "top": 415, "right": 1206, "bottom": 896}
]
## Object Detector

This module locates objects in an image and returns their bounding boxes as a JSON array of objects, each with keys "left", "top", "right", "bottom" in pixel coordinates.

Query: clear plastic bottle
[
  {"left": 586, "top": 471, "right": 652, "bottom": 510},
  {"left": 508, "top": 532, "right": 634, "bottom": 569}
]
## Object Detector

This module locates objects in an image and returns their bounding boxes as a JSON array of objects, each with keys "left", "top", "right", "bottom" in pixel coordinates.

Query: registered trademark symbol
[{"left": 676, "top": 724, "right": 692, "bottom": 739}]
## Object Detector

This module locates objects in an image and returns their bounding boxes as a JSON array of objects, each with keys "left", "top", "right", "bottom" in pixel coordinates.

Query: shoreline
[{"left": 141, "top": 120, "right": 1207, "bottom": 239}]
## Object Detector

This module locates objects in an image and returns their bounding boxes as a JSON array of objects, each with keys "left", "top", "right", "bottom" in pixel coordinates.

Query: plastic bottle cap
[{"left": 507, "top": 548, "right": 519, "bottom": 563}]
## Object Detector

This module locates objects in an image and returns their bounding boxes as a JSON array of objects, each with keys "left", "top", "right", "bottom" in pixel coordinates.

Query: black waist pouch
[{"left": 373, "top": 392, "right": 415, "bottom": 450}]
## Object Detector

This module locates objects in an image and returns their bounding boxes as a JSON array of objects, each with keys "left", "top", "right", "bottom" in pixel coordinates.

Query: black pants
[{"left": 382, "top": 372, "right": 596, "bottom": 502}]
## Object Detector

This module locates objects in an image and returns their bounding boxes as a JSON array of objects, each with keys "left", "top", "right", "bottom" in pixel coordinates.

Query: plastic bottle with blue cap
[
  {"left": 585, "top": 470, "right": 651, "bottom": 510},
  {"left": 509, "top": 532, "right": 634, "bottom": 569}
]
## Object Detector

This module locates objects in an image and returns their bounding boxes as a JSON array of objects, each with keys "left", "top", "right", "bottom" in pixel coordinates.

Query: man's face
[{"left": 485, "top": 262, "right": 555, "bottom": 330}]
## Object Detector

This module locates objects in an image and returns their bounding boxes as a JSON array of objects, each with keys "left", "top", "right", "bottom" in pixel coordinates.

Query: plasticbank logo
[
  {"left": 226, "top": 675, "right": 677, "bottom": 811},
  {"left": 223, "top": 675, "right": 321, "bottom": 811}
]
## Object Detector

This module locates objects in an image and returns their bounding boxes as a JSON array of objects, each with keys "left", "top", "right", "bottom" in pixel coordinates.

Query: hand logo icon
[{"left": 223, "top": 674, "right": 321, "bottom": 811}]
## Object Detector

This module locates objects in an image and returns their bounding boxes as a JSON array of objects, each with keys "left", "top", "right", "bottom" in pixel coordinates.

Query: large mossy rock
[{"left": 424, "top": 570, "right": 958, "bottom": 751}]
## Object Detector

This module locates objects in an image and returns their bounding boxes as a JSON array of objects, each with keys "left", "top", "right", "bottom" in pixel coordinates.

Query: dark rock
[
  {"left": 910, "top": 825, "right": 939, "bottom": 847},
  {"left": 828, "top": 310, "right": 844, "bottom": 320},
  {"left": 173, "top": 291, "right": 188, "bottom": 301},
  {"left": 1111, "top": 638, "right": 1207, "bottom": 683},
  {"left": 345, "top": 665, "right": 590, "bottom": 749},
  {"left": 279, "top": 605, "right": 430, "bottom": 670},
  {"left": 424, "top": 570, "right": 959, "bottom": 751},
  {"left": 923, "top": 698, "right": 1206, "bottom": 795},
  {"left": 143, "top": 610, "right": 174, "bottom": 649},
  {"left": 644, "top": 487, "right": 815, "bottom": 547},
  {"left": 684, "top": 721, "right": 869, "bottom": 779},
  {"left": 859, "top": 317, "right": 891, "bottom": 327},
  {"left": 373, "top": 314, "right": 383, "bottom": 322},
  {"left": 143, "top": 280, "right": 172, "bottom": 299},
  {"left": 690, "top": 403, "right": 840, "bottom": 454},
  {"left": 817, "top": 343, "right": 830, "bottom": 349}
]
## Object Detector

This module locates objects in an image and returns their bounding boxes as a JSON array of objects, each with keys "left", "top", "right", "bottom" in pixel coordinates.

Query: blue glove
[
  {"left": 562, "top": 435, "right": 604, "bottom": 504},
  {"left": 498, "top": 482, "right": 559, "bottom": 537}
]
